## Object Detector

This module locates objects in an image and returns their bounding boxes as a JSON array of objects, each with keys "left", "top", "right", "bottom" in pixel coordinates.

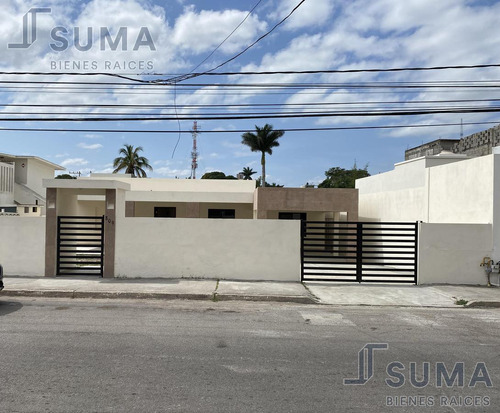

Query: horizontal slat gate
[
  {"left": 57, "top": 216, "right": 104, "bottom": 276},
  {"left": 301, "top": 221, "right": 418, "bottom": 284}
]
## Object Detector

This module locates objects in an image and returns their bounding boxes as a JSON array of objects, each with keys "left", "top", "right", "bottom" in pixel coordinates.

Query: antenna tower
[{"left": 191, "top": 121, "right": 199, "bottom": 179}]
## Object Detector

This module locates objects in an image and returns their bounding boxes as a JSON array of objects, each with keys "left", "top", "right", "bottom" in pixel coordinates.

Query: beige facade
[
  {"left": 42, "top": 175, "right": 358, "bottom": 278},
  {"left": 254, "top": 187, "right": 358, "bottom": 221}
]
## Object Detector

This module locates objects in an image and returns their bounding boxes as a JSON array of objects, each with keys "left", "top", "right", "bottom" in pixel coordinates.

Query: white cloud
[
  {"left": 61, "top": 158, "right": 89, "bottom": 167},
  {"left": 172, "top": 6, "right": 267, "bottom": 54},
  {"left": 271, "top": 0, "right": 335, "bottom": 30},
  {"left": 78, "top": 143, "right": 103, "bottom": 150}
]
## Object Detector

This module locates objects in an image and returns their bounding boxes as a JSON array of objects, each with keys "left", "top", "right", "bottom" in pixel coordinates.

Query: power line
[
  {"left": 166, "top": 0, "right": 306, "bottom": 83},
  {"left": 2, "top": 63, "right": 500, "bottom": 83},
  {"left": 0, "top": 121, "right": 498, "bottom": 134},
  {"left": 1, "top": 98, "right": 500, "bottom": 108},
  {"left": 189, "top": 0, "right": 263, "bottom": 74},
  {"left": 2, "top": 106, "right": 500, "bottom": 121}
]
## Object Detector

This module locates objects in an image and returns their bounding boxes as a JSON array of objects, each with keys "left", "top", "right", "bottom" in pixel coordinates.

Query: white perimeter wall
[
  {"left": 356, "top": 158, "right": 427, "bottom": 221},
  {"left": 418, "top": 223, "right": 492, "bottom": 285},
  {"left": 357, "top": 155, "right": 496, "bottom": 224},
  {"left": 115, "top": 218, "right": 301, "bottom": 281},
  {"left": 0, "top": 217, "right": 45, "bottom": 276},
  {"left": 428, "top": 155, "right": 494, "bottom": 223}
]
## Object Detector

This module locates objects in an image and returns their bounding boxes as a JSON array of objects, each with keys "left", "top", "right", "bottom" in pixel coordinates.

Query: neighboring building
[
  {"left": 356, "top": 149, "right": 500, "bottom": 284},
  {"left": 405, "top": 124, "right": 500, "bottom": 160},
  {"left": 0, "top": 153, "right": 64, "bottom": 216}
]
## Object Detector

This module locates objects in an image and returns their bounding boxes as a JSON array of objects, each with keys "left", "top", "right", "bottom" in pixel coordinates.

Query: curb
[
  {"left": 464, "top": 300, "right": 500, "bottom": 308},
  {"left": 2, "top": 290, "right": 212, "bottom": 301},
  {"left": 2, "top": 289, "right": 317, "bottom": 304},
  {"left": 215, "top": 294, "right": 317, "bottom": 305}
]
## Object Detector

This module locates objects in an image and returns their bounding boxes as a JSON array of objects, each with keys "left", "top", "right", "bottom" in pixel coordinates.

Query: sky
[{"left": 1, "top": 0, "right": 500, "bottom": 186}]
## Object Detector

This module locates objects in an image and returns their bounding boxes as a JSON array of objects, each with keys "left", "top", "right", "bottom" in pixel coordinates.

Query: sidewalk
[{"left": 2, "top": 276, "right": 500, "bottom": 307}]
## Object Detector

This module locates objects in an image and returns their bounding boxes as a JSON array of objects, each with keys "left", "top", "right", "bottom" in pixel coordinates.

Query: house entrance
[
  {"left": 301, "top": 221, "right": 418, "bottom": 284},
  {"left": 57, "top": 216, "right": 104, "bottom": 276}
]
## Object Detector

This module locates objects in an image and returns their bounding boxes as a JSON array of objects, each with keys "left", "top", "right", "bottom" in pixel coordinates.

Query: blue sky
[{"left": 1, "top": 0, "right": 500, "bottom": 186}]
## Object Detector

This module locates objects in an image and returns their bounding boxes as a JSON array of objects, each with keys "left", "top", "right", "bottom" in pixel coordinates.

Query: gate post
[
  {"left": 300, "top": 220, "right": 305, "bottom": 282},
  {"left": 356, "top": 222, "right": 363, "bottom": 283},
  {"left": 44, "top": 188, "right": 57, "bottom": 277}
]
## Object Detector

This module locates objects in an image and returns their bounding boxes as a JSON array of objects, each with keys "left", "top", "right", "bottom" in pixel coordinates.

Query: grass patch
[{"left": 455, "top": 299, "right": 469, "bottom": 306}]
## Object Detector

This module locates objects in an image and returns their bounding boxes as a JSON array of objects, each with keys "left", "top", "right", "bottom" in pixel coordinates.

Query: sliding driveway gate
[
  {"left": 301, "top": 221, "right": 418, "bottom": 284},
  {"left": 57, "top": 216, "right": 104, "bottom": 276}
]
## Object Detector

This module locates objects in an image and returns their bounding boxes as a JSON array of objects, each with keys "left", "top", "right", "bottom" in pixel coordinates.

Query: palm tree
[
  {"left": 113, "top": 144, "right": 153, "bottom": 178},
  {"left": 241, "top": 124, "right": 284, "bottom": 187},
  {"left": 241, "top": 166, "right": 257, "bottom": 180}
]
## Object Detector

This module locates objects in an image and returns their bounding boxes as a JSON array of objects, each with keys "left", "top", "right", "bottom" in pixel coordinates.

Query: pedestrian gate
[
  {"left": 57, "top": 216, "right": 104, "bottom": 276},
  {"left": 301, "top": 221, "right": 418, "bottom": 284}
]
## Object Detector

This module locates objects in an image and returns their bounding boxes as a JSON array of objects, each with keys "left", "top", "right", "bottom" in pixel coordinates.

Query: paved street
[{"left": 1, "top": 297, "right": 499, "bottom": 412}]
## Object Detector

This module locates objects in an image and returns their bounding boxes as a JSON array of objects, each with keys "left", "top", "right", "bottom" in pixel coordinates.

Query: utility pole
[{"left": 190, "top": 121, "right": 199, "bottom": 179}]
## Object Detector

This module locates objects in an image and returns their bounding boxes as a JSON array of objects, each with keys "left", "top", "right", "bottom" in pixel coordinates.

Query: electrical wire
[
  {"left": 166, "top": 0, "right": 306, "bottom": 83},
  {"left": 2, "top": 106, "right": 500, "bottom": 121},
  {"left": 2, "top": 63, "right": 500, "bottom": 83},
  {"left": 0, "top": 121, "right": 498, "bottom": 134},
  {"left": 188, "top": 0, "right": 263, "bottom": 74}
]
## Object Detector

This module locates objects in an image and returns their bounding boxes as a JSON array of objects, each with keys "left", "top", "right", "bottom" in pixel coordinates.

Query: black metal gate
[
  {"left": 57, "top": 216, "right": 104, "bottom": 276},
  {"left": 301, "top": 221, "right": 418, "bottom": 284}
]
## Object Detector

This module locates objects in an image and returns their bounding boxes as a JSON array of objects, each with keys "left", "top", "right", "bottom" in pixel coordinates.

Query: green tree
[
  {"left": 55, "top": 174, "right": 76, "bottom": 179},
  {"left": 241, "top": 124, "right": 284, "bottom": 187},
  {"left": 240, "top": 167, "right": 257, "bottom": 180},
  {"left": 112, "top": 144, "right": 152, "bottom": 178},
  {"left": 201, "top": 171, "right": 227, "bottom": 179},
  {"left": 318, "top": 164, "right": 370, "bottom": 188}
]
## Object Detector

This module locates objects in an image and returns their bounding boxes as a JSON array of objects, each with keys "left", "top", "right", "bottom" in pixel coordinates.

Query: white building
[
  {"left": 356, "top": 150, "right": 500, "bottom": 285},
  {"left": 0, "top": 153, "right": 64, "bottom": 216}
]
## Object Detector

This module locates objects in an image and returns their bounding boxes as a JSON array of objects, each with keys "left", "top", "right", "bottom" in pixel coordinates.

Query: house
[
  {"left": 44, "top": 173, "right": 358, "bottom": 221},
  {"left": 0, "top": 152, "right": 64, "bottom": 216},
  {"left": 40, "top": 174, "right": 358, "bottom": 279}
]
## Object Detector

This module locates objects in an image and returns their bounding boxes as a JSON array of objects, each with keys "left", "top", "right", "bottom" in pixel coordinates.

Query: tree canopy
[
  {"left": 201, "top": 171, "right": 237, "bottom": 180},
  {"left": 318, "top": 165, "right": 370, "bottom": 188},
  {"left": 112, "top": 144, "right": 152, "bottom": 178},
  {"left": 241, "top": 124, "right": 284, "bottom": 187},
  {"left": 240, "top": 167, "right": 257, "bottom": 180}
]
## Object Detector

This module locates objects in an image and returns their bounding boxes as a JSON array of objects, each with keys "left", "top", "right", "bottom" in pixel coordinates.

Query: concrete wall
[
  {"left": 428, "top": 155, "right": 494, "bottom": 223},
  {"left": 357, "top": 155, "right": 493, "bottom": 223},
  {"left": 418, "top": 223, "right": 492, "bottom": 285},
  {"left": 0, "top": 217, "right": 45, "bottom": 276},
  {"left": 115, "top": 218, "right": 301, "bottom": 281},
  {"left": 26, "top": 159, "right": 57, "bottom": 198},
  {"left": 357, "top": 158, "right": 428, "bottom": 221},
  {"left": 255, "top": 187, "right": 358, "bottom": 220},
  {"left": 57, "top": 188, "right": 106, "bottom": 216},
  {"left": 132, "top": 202, "right": 254, "bottom": 219}
]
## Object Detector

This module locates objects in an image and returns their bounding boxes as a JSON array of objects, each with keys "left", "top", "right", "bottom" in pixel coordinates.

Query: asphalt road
[{"left": 0, "top": 297, "right": 499, "bottom": 413}]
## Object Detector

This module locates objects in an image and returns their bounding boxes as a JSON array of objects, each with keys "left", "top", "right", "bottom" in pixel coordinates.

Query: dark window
[
  {"left": 154, "top": 207, "right": 176, "bottom": 218},
  {"left": 279, "top": 212, "right": 307, "bottom": 221},
  {"left": 24, "top": 207, "right": 29, "bottom": 214},
  {"left": 32, "top": 207, "right": 37, "bottom": 213},
  {"left": 208, "top": 209, "right": 235, "bottom": 219}
]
